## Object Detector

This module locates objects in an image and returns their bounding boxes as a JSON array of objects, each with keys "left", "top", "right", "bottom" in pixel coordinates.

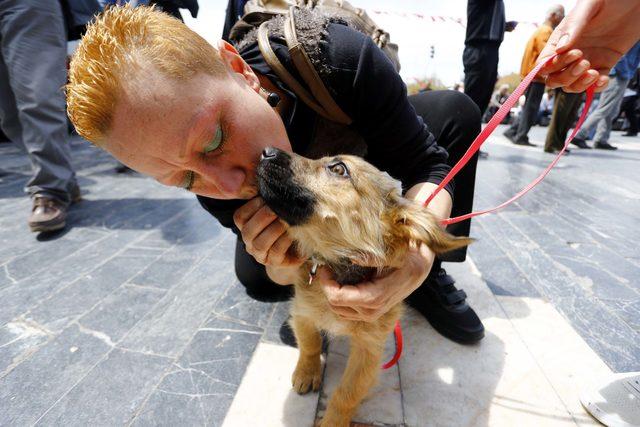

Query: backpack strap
[
  {"left": 257, "top": 22, "right": 335, "bottom": 121},
  {"left": 255, "top": 11, "right": 352, "bottom": 125},
  {"left": 283, "top": 7, "right": 352, "bottom": 125}
]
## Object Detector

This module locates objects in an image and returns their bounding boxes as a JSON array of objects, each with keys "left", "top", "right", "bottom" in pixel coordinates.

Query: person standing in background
[
  {"left": 543, "top": 90, "right": 582, "bottom": 153},
  {"left": 101, "top": 0, "right": 198, "bottom": 21},
  {"left": 570, "top": 41, "right": 640, "bottom": 150},
  {"left": 538, "top": 88, "right": 555, "bottom": 126},
  {"left": 620, "top": 68, "right": 640, "bottom": 137},
  {"left": 462, "top": 0, "right": 506, "bottom": 117},
  {"left": 150, "top": 0, "right": 198, "bottom": 21},
  {"left": 504, "top": 5, "right": 564, "bottom": 147},
  {"left": 0, "top": 0, "right": 100, "bottom": 232},
  {"left": 463, "top": 0, "right": 517, "bottom": 158}
]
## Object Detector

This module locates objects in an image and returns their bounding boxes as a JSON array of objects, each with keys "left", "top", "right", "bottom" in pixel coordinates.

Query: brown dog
[{"left": 257, "top": 147, "right": 472, "bottom": 426}]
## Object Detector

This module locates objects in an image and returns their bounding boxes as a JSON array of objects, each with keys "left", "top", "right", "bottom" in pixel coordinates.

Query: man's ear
[{"left": 216, "top": 40, "right": 261, "bottom": 92}]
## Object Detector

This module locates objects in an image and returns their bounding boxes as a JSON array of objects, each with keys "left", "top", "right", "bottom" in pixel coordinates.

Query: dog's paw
[{"left": 292, "top": 357, "right": 322, "bottom": 394}]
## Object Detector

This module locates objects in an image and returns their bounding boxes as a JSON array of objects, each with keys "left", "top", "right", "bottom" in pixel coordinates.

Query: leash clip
[{"left": 307, "top": 261, "right": 319, "bottom": 285}]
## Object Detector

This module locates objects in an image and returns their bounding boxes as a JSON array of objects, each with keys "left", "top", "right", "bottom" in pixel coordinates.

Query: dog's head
[{"left": 257, "top": 147, "right": 472, "bottom": 269}]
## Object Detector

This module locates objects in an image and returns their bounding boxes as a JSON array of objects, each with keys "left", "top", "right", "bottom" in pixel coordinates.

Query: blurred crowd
[{"left": 466, "top": 4, "right": 640, "bottom": 154}]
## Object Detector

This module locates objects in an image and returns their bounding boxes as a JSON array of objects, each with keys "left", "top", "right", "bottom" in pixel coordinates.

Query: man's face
[{"left": 106, "top": 66, "right": 292, "bottom": 200}]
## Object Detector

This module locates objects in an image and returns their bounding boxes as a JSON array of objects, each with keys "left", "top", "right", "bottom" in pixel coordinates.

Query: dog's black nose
[{"left": 261, "top": 147, "right": 278, "bottom": 161}]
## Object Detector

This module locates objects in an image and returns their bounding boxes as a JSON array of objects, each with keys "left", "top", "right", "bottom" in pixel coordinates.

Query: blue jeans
[{"left": 576, "top": 76, "right": 629, "bottom": 143}]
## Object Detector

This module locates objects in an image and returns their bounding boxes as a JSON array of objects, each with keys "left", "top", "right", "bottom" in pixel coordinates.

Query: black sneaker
[
  {"left": 594, "top": 141, "right": 618, "bottom": 150},
  {"left": 407, "top": 268, "right": 484, "bottom": 344},
  {"left": 570, "top": 137, "right": 591, "bottom": 149},
  {"left": 503, "top": 129, "right": 516, "bottom": 140}
]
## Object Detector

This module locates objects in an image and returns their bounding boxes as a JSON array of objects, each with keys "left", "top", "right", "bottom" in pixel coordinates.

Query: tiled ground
[{"left": 0, "top": 125, "right": 638, "bottom": 426}]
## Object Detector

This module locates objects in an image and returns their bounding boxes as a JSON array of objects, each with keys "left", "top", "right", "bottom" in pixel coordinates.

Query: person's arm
[{"left": 537, "top": 0, "right": 640, "bottom": 92}]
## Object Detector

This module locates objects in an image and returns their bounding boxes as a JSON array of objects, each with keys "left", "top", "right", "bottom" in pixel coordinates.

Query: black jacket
[
  {"left": 59, "top": 0, "right": 102, "bottom": 40},
  {"left": 198, "top": 21, "right": 452, "bottom": 232}
]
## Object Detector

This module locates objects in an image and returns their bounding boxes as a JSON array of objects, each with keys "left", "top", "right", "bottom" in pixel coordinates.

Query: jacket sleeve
[
  {"left": 196, "top": 196, "right": 243, "bottom": 235},
  {"left": 320, "top": 23, "right": 453, "bottom": 196}
]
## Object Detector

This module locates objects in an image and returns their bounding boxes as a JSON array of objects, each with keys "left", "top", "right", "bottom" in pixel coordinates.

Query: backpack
[{"left": 228, "top": 0, "right": 400, "bottom": 125}]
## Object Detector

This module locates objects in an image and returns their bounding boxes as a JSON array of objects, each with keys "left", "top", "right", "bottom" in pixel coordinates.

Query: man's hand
[
  {"left": 317, "top": 243, "right": 435, "bottom": 322},
  {"left": 537, "top": 0, "right": 640, "bottom": 93},
  {"left": 233, "top": 197, "right": 304, "bottom": 268}
]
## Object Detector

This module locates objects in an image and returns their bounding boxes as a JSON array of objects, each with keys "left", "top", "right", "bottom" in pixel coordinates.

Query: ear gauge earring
[
  {"left": 267, "top": 91, "right": 281, "bottom": 107},
  {"left": 261, "top": 87, "right": 281, "bottom": 107}
]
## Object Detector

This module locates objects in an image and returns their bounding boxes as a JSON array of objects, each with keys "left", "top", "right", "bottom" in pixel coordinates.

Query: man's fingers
[
  {"left": 551, "top": 68, "right": 600, "bottom": 92},
  {"left": 283, "top": 245, "right": 306, "bottom": 267},
  {"left": 545, "top": 59, "right": 592, "bottom": 89},
  {"left": 233, "top": 197, "right": 265, "bottom": 229},
  {"left": 595, "top": 75, "right": 610, "bottom": 89},
  {"left": 562, "top": 69, "right": 599, "bottom": 93},
  {"left": 267, "top": 230, "right": 301, "bottom": 266},
  {"left": 252, "top": 220, "right": 287, "bottom": 262},
  {"left": 239, "top": 205, "right": 278, "bottom": 243},
  {"left": 320, "top": 279, "right": 384, "bottom": 309},
  {"left": 539, "top": 49, "right": 583, "bottom": 75}
]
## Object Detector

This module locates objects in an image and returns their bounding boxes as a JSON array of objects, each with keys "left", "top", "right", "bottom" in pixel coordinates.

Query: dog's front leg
[
  {"left": 291, "top": 315, "right": 323, "bottom": 394},
  {"left": 320, "top": 337, "right": 384, "bottom": 427}
]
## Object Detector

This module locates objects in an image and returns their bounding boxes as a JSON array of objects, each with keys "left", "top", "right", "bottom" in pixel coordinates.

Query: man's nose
[{"left": 261, "top": 147, "right": 278, "bottom": 160}]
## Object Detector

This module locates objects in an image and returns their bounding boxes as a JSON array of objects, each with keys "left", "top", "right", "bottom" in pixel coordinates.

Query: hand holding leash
[{"left": 537, "top": 0, "right": 640, "bottom": 92}]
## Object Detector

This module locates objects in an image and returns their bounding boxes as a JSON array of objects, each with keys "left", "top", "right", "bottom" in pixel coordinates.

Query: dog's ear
[{"left": 387, "top": 201, "right": 474, "bottom": 255}]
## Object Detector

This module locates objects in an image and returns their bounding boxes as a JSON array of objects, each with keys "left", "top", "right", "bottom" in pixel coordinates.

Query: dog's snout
[{"left": 261, "top": 147, "right": 279, "bottom": 161}]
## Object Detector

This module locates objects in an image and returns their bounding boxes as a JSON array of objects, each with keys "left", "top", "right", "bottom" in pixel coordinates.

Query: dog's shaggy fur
[{"left": 257, "top": 148, "right": 471, "bottom": 426}]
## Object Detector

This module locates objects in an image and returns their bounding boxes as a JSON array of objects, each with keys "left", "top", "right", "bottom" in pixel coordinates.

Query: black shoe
[
  {"left": 503, "top": 129, "right": 516, "bottom": 140},
  {"left": 544, "top": 147, "right": 570, "bottom": 154},
  {"left": 570, "top": 137, "right": 591, "bottom": 149},
  {"left": 623, "top": 132, "right": 638, "bottom": 137},
  {"left": 594, "top": 141, "right": 618, "bottom": 150},
  {"left": 514, "top": 139, "right": 536, "bottom": 147},
  {"left": 406, "top": 268, "right": 484, "bottom": 344}
]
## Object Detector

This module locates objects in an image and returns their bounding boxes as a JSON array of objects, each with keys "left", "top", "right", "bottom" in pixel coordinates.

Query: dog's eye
[{"left": 327, "top": 162, "right": 349, "bottom": 177}]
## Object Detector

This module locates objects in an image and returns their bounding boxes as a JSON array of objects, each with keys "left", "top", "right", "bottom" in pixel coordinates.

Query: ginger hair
[{"left": 66, "top": 5, "right": 226, "bottom": 144}]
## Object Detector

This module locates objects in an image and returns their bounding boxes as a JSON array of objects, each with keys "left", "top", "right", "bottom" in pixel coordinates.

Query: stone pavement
[{"left": 0, "top": 125, "right": 638, "bottom": 426}]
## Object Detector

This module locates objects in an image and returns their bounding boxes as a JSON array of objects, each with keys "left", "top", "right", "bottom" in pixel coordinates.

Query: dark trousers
[
  {"left": 545, "top": 89, "right": 583, "bottom": 151},
  {"left": 621, "top": 95, "right": 639, "bottom": 134},
  {"left": 0, "top": 0, "right": 76, "bottom": 204},
  {"left": 507, "top": 82, "right": 546, "bottom": 141},
  {"left": 235, "top": 90, "right": 482, "bottom": 295},
  {"left": 463, "top": 41, "right": 501, "bottom": 114}
]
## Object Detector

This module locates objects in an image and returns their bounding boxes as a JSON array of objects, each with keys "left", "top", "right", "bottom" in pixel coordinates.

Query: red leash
[
  {"left": 382, "top": 320, "right": 403, "bottom": 370},
  {"left": 383, "top": 54, "right": 596, "bottom": 369},
  {"left": 422, "top": 54, "right": 596, "bottom": 224}
]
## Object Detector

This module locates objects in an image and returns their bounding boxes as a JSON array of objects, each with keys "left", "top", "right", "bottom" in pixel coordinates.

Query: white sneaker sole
[{"left": 580, "top": 372, "right": 640, "bottom": 427}]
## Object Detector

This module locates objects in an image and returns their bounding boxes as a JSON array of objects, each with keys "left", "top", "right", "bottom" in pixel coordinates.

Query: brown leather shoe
[{"left": 28, "top": 196, "right": 68, "bottom": 232}]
